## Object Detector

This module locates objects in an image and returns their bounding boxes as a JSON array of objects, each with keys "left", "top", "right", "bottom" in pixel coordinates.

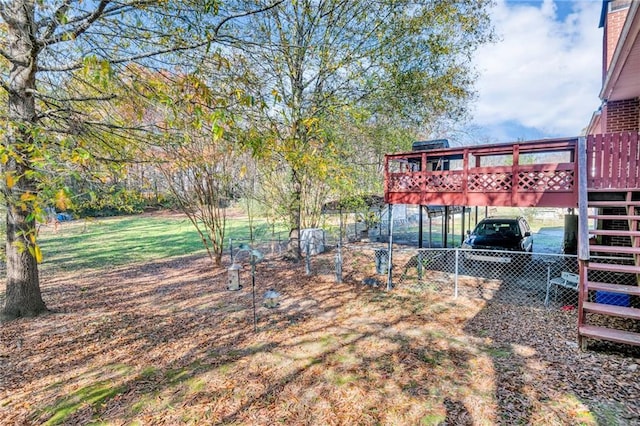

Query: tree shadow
[
  {"left": 464, "top": 296, "right": 640, "bottom": 424},
  {"left": 387, "top": 246, "right": 640, "bottom": 424},
  {"left": 4, "top": 247, "right": 639, "bottom": 424},
  {"left": 0, "top": 253, "right": 489, "bottom": 424},
  {"left": 440, "top": 397, "right": 473, "bottom": 425}
]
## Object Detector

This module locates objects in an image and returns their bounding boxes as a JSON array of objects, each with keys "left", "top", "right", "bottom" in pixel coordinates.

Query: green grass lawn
[{"left": 38, "top": 214, "right": 287, "bottom": 272}]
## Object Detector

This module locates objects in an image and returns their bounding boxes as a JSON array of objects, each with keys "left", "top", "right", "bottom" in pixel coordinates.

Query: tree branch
[
  {"left": 0, "top": 3, "right": 21, "bottom": 28},
  {"left": 27, "top": 88, "right": 116, "bottom": 103},
  {"left": 0, "top": 46, "right": 17, "bottom": 63},
  {"left": 39, "top": 0, "right": 73, "bottom": 41},
  {"left": 0, "top": 76, "right": 11, "bottom": 94},
  {"left": 40, "top": 0, "right": 109, "bottom": 46},
  {"left": 37, "top": 0, "right": 284, "bottom": 71}
]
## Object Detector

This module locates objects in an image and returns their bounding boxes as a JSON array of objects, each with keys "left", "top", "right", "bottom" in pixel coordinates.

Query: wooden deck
[{"left": 384, "top": 133, "right": 640, "bottom": 208}]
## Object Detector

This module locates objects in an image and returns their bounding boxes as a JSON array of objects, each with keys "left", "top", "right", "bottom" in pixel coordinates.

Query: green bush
[
  {"left": 149, "top": 192, "right": 181, "bottom": 210},
  {"left": 71, "top": 188, "right": 146, "bottom": 217}
]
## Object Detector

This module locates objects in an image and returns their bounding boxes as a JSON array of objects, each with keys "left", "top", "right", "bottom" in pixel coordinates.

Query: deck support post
[
  {"left": 578, "top": 137, "right": 589, "bottom": 262},
  {"left": 577, "top": 136, "right": 590, "bottom": 349},
  {"left": 511, "top": 145, "right": 520, "bottom": 205}
]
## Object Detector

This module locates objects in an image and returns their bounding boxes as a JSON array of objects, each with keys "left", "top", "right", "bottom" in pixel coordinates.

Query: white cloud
[{"left": 469, "top": 0, "right": 602, "bottom": 141}]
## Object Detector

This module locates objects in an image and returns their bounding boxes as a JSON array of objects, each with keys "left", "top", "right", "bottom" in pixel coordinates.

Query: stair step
[
  {"left": 589, "top": 245, "right": 640, "bottom": 255},
  {"left": 588, "top": 230, "right": 640, "bottom": 237},
  {"left": 587, "top": 262, "right": 640, "bottom": 274},
  {"left": 588, "top": 215, "right": 640, "bottom": 221},
  {"left": 583, "top": 302, "right": 640, "bottom": 320},
  {"left": 588, "top": 201, "right": 640, "bottom": 207},
  {"left": 587, "top": 281, "right": 640, "bottom": 296},
  {"left": 579, "top": 325, "right": 640, "bottom": 347}
]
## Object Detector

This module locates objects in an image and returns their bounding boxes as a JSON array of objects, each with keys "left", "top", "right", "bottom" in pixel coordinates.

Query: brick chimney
[{"left": 603, "top": 0, "right": 632, "bottom": 78}]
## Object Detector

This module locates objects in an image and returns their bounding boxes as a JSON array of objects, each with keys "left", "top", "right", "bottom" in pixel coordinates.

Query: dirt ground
[{"left": 0, "top": 253, "right": 639, "bottom": 425}]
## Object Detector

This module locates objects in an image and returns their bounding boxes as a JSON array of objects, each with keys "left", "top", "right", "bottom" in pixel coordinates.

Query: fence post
[
  {"left": 386, "top": 205, "right": 394, "bottom": 290},
  {"left": 454, "top": 248, "right": 459, "bottom": 298},
  {"left": 335, "top": 243, "right": 343, "bottom": 284},
  {"left": 229, "top": 238, "right": 234, "bottom": 262},
  {"left": 305, "top": 241, "right": 311, "bottom": 276}
]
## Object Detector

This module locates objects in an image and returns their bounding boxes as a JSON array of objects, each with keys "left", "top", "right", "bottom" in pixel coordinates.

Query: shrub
[{"left": 71, "top": 188, "right": 146, "bottom": 217}]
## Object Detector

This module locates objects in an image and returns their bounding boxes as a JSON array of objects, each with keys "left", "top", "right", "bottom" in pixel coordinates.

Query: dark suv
[{"left": 462, "top": 217, "right": 533, "bottom": 263}]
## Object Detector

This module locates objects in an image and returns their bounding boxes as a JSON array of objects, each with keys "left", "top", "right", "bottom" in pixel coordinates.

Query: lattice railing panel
[
  {"left": 467, "top": 172, "right": 512, "bottom": 192},
  {"left": 424, "top": 174, "right": 464, "bottom": 192},
  {"left": 518, "top": 170, "right": 575, "bottom": 192},
  {"left": 387, "top": 173, "right": 424, "bottom": 192}
]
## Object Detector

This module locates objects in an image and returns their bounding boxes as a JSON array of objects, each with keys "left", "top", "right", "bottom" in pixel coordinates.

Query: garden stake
[{"left": 251, "top": 256, "right": 257, "bottom": 332}]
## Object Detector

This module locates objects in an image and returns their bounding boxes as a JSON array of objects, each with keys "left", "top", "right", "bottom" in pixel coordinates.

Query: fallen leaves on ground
[{"left": 0, "top": 253, "right": 638, "bottom": 425}]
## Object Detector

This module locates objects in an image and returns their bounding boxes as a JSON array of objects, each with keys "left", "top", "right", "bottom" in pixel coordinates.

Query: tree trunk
[
  {"left": 4, "top": 205, "right": 45, "bottom": 318},
  {"left": 286, "top": 172, "right": 302, "bottom": 261},
  {"left": 2, "top": 1, "right": 46, "bottom": 319}
]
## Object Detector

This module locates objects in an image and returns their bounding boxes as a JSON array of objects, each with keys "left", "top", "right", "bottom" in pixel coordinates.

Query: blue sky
[{"left": 458, "top": 0, "right": 603, "bottom": 145}]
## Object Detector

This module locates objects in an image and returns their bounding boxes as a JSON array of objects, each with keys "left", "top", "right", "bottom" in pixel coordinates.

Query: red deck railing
[
  {"left": 587, "top": 132, "right": 640, "bottom": 191},
  {"left": 384, "top": 133, "right": 640, "bottom": 208}
]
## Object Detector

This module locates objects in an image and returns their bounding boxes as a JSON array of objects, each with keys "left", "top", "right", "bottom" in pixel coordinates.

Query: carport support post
[
  {"left": 387, "top": 204, "right": 394, "bottom": 290},
  {"left": 451, "top": 207, "right": 455, "bottom": 245},
  {"left": 418, "top": 205, "right": 424, "bottom": 248},
  {"left": 461, "top": 206, "right": 466, "bottom": 246},
  {"left": 444, "top": 206, "right": 449, "bottom": 248},
  {"left": 429, "top": 214, "right": 433, "bottom": 248}
]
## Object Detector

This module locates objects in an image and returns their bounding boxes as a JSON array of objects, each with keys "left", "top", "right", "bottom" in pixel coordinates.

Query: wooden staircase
[{"left": 578, "top": 192, "right": 640, "bottom": 349}]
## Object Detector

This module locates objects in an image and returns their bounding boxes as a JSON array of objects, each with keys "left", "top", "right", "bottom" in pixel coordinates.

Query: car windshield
[{"left": 474, "top": 221, "right": 520, "bottom": 237}]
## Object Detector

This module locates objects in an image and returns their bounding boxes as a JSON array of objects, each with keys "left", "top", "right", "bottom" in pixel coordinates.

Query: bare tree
[{"left": 150, "top": 73, "right": 241, "bottom": 267}]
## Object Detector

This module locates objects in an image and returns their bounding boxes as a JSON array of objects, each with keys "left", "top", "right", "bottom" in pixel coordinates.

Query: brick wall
[
  {"left": 602, "top": 207, "right": 631, "bottom": 247},
  {"left": 605, "top": 98, "right": 640, "bottom": 132},
  {"left": 604, "top": 1, "right": 632, "bottom": 74}
]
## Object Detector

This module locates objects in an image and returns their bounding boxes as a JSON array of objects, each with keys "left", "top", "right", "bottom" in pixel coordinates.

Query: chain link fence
[
  {"left": 228, "top": 238, "right": 288, "bottom": 263},
  {"left": 391, "top": 248, "right": 579, "bottom": 307},
  {"left": 301, "top": 240, "right": 632, "bottom": 308},
  {"left": 230, "top": 230, "right": 640, "bottom": 312}
]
